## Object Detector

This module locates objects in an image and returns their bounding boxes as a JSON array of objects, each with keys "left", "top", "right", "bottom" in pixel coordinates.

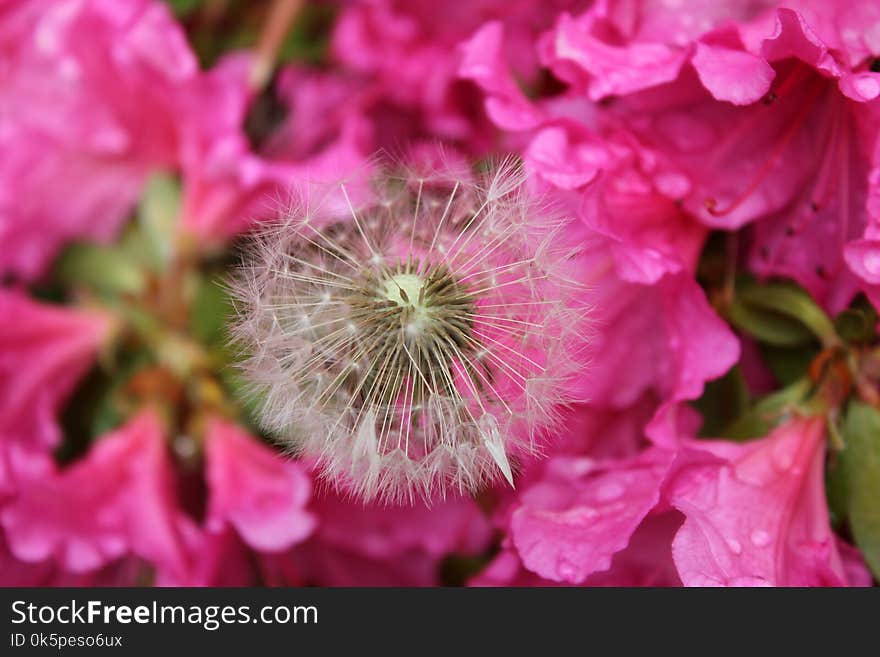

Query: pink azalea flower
[
  {"left": 720, "top": 8, "right": 879, "bottom": 312},
  {"left": 0, "top": 0, "right": 199, "bottom": 280},
  {"left": 178, "top": 55, "right": 372, "bottom": 241},
  {"left": 538, "top": 0, "right": 778, "bottom": 102},
  {"left": 669, "top": 416, "right": 870, "bottom": 586},
  {"left": 501, "top": 439, "right": 720, "bottom": 585},
  {"left": 0, "top": 290, "right": 110, "bottom": 495},
  {"left": 464, "top": 30, "right": 740, "bottom": 445},
  {"left": 490, "top": 411, "right": 868, "bottom": 587},
  {"left": 843, "top": 138, "right": 880, "bottom": 309},
  {"left": 331, "top": 0, "right": 575, "bottom": 146},
  {"left": 476, "top": 400, "right": 685, "bottom": 586},
  {"left": 508, "top": 448, "right": 678, "bottom": 583},
  {"left": 462, "top": 33, "right": 708, "bottom": 285},
  {"left": 169, "top": 530, "right": 265, "bottom": 587},
  {"left": 0, "top": 530, "right": 152, "bottom": 585},
  {"left": 283, "top": 491, "right": 493, "bottom": 586},
  {"left": 461, "top": 20, "right": 711, "bottom": 284},
  {"left": 578, "top": 270, "right": 739, "bottom": 445},
  {"left": 203, "top": 418, "right": 316, "bottom": 553},
  {"left": 780, "top": 0, "right": 880, "bottom": 68},
  {"left": 466, "top": 5, "right": 880, "bottom": 313},
  {"left": 610, "top": 7, "right": 880, "bottom": 311},
  {"left": 1, "top": 410, "right": 195, "bottom": 582}
]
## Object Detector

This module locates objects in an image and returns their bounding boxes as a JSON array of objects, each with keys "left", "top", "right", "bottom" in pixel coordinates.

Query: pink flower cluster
[{"left": 1, "top": 0, "right": 878, "bottom": 586}]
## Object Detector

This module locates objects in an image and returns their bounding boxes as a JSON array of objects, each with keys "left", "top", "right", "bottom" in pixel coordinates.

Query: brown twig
[{"left": 250, "top": 0, "right": 304, "bottom": 91}]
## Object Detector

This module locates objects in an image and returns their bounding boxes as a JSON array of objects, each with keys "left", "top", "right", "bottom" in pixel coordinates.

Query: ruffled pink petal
[
  {"left": 691, "top": 42, "right": 775, "bottom": 106},
  {"left": 761, "top": 8, "right": 842, "bottom": 77},
  {"left": 509, "top": 448, "right": 677, "bottom": 583},
  {"left": 526, "top": 126, "right": 614, "bottom": 190},
  {"left": 178, "top": 55, "right": 372, "bottom": 240},
  {"left": 204, "top": 418, "right": 315, "bottom": 553},
  {"left": 475, "top": 512, "right": 684, "bottom": 587},
  {"left": 288, "top": 488, "right": 492, "bottom": 586},
  {"left": 644, "top": 274, "right": 741, "bottom": 445},
  {"left": 545, "top": 9, "right": 688, "bottom": 101},
  {"left": 0, "top": 290, "right": 110, "bottom": 493},
  {"left": 579, "top": 162, "right": 707, "bottom": 284},
  {"left": 458, "top": 21, "right": 545, "bottom": 131},
  {"left": 844, "top": 237, "right": 880, "bottom": 285},
  {"left": 0, "top": 0, "right": 198, "bottom": 279},
  {"left": 1, "top": 411, "right": 192, "bottom": 580},
  {"left": 771, "top": 0, "right": 880, "bottom": 68},
  {"left": 579, "top": 270, "right": 738, "bottom": 444}
]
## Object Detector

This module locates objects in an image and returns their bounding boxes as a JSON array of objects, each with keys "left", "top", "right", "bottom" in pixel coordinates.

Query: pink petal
[
  {"left": 475, "top": 512, "right": 684, "bottom": 587},
  {"left": 547, "top": 10, "right": 688, "bottom": 101},
  {"left": 179, "top": 56, "right": 372, "bottom": 240},
  {"left": 844, "top": 238, "right": 880, "bottom": 285},
  {"left": 0, "top": 0, "right": 199, "bottom": 279},
  {"left": 509, "top": 449, "right": 677, "bottom": 583},
  {"left": 692, "top": 42, "right": 775, "bottom": 105},
  {"left": 0, "top": 290, "right": 110, "bottom": 493},
  {"left": 288, "top": 488, "right": 492, "bottom": 586},
  {"left": 1, "top": 411, "right": 192, "bottom": 579},
  {"left": 669, "top": 418, "right": 854, "bottom": 587},
  {"left": 579, "top": 270, "right": 738, "bottom": 444},
  {"left": 204, "top": 418, "right": 315, "bottom": 553},
  {"left": 458, "top": 21, "right": 544, "bottom": 131},
  {"left": 526, "top": 126, "right": 612, "bottom": 190}
]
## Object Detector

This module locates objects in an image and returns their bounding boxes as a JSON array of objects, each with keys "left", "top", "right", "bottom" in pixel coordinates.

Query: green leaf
[
  {"left": 841, "top": 401, "right": 880, "bottom": 579},
  {"left": 218, "top": 368, "right": 264, "bottom": 436},
  {"left": 440, "top": 553, "right": 494, "bottom": 587},
  {"left": 835, "top": 307, "right": 878, "bottom": 344},
  {"left": 826, "top": 456, "right": 848, "bottom": 530},
  {"left": 721, "top": 378, "right": 812, "bottom": 441},
  {"left": 278, "top": 4, "right": 337, "bottom": 65},
  {"left": 136, "top": 173, "right": 181, "bottom": 271},
  {"left": 57, "top": 347, "right": 153, "bottom": 463},
  {"left": 189, "top": 274, "right": 232, "bottom": 347},
  {"left": 163, "top": 0, "right": 205, "bottom": 16},
  {"left": 736, "top": 281, "right": 838, "bottom": 347},
  {"left": 55, "top": 242, "right": 146, "bottom": 296},
  {"left": 727, "top": 296, "right": 817, "bottom": 347}
]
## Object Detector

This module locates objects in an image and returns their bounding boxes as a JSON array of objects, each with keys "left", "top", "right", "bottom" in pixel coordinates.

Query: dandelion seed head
[{"left": 229, "top": 155, "right": 591, "bottom": 503}]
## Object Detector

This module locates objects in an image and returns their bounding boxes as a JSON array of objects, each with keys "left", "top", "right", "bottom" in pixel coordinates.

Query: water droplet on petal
[
  {"left": 557, "top": 558, "right": 579, "bottom": 581},
  {"left": 568, "top": 457, "right": 595, "bottom": 477},
  {"left": 549, "top": 506, "right": 600, "bottom": 524},
  {"left": 853, "top": 75, "right": 880, "bottom": 100},
  {"left": 773, "top": 443, "right": 795, "bottom": 471},
  {"left": 727, "top": 538, "right": 743, "bottom": 555},
  {"left": 862, "top": 250, "right": 880, "bottom": 277},
  {"left": 750, "top": 529, "right": 771, "bottom": 547},
  {"left": 596, "top": 481, "right": 624, "bottom": 502}
]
